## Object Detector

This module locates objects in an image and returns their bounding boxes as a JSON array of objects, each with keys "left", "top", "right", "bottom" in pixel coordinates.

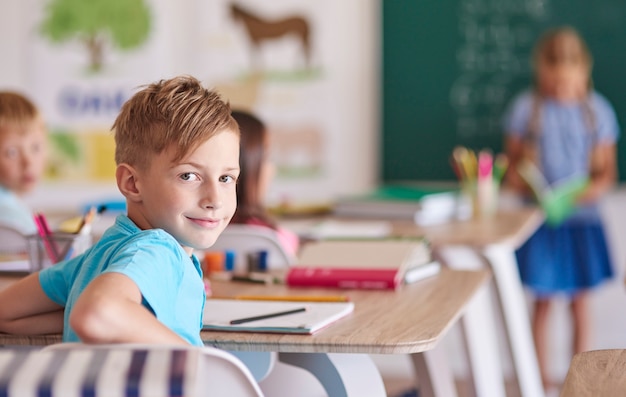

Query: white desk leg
[
  {"left": 278, "top": 352, "right": 387, "bottom": 397},
  {"left": 436, "top": 246, "right": 507, "bottom": 397},
  {"left": 459, "top": 281, "right": 507, "bottom": 397},
  {"left": 481, "top": 244, "right": 545, "bottom": 397},
  {"left": 411, "top": 348, "right": 458, "bottom": 397}
]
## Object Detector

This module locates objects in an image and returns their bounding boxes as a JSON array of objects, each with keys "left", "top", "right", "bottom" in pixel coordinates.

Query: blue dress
[{"left": 502, "top": 90, "right": 620, "bottom": 297}]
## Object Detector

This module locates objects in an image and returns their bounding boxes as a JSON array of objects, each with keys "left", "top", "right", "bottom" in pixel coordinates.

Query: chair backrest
[
  {"left": 20, "top": 343, "right": 265, "bottom": 397},
  {"left": 207, "top": 224, "right": 295, "bottom": 273}
]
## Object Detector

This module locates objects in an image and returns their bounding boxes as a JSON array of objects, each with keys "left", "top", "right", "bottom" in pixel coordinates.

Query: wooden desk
[
  {"left": 393, "top": 207, "right": 545, "bottom": 397},
  {"left": 0, "top": 268, "right": 490, "bottom": 397},
  {"left": 283, "top": 206, "right": 544, "bottom": 397},
  {"left": 560, "top": 349, "right": 626, "bottom": 397}
]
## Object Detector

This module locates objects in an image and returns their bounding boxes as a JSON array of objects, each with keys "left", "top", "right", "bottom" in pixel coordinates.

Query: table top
[
  {"left": 203, "top": 267, "right": 489, "bottom": 354},
  {"left": 0, "top": 268, "right": 490, "bottom": 354},
  {"left": 560, "top": 349, "right": 626, "bottom": 397},
  {"left": 392, "top": 207, "right": 543, "bottom": 249},
  {"left": 284, "top": 207, "right": 543, "bottom": 250}
]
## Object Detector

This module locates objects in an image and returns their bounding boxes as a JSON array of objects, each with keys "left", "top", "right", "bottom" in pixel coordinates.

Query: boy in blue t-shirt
[{"left": 0, "top": 76, "right": 240, "bottom": 345}]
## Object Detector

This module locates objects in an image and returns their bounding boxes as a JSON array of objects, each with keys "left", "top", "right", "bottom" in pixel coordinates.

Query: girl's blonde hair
[
  {"left": 113, "top": 75, "right": 238, "bottom": 169},
  {"left": 529, "top": 27, "right": 596, "bottom": 136},
  {"left": 0, "top": 92, "right": 45, "bottom": 136}
]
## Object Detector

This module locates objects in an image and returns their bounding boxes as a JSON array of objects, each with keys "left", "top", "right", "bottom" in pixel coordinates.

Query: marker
[
  {"left": 34, "top": 213, "right": 60, "bottom": 263},
  {"left": 235, "top": 295, "right": 350, "bottom": 302},
  {"left": 231, "top": 275, "right": 268, "bottom": 284},
  {"left": 229, "top": 307, "right": 307, "bottom": 325}
]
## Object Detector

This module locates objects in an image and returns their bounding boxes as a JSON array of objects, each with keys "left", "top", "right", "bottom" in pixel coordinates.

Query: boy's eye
[
  {"left": 219, "top": 175, "right": 236, "bottom": 184},
  {"left": 180, "top": 172, "right": 199, "bottom": 182}
]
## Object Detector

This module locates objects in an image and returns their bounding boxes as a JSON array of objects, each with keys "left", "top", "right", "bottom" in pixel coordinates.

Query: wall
[
  {"left": 0, "top": 0, "right": 380, "bottom": 213},
  {"left": 382, "top": 0, "right": 626, "bottom": 181}
]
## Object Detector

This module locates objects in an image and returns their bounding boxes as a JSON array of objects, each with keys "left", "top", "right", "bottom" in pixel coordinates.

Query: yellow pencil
[{"left": 235, "top": 295, "right": 350, "bottom": 302}]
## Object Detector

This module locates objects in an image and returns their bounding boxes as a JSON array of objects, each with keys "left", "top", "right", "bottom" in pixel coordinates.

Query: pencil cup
[
  {"left": 26, "top": 232, "right": 93, "bottom": 272},
  {"left": 463, "top": 180, "right": 499, "bottom": 219}
]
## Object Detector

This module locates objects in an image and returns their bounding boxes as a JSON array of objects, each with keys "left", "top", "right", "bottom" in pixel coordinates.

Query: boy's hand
[{"left": 70, "top": 273, "right": 188, "bottom": 345}]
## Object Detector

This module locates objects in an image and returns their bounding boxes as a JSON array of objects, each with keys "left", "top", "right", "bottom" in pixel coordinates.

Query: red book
[
  {"left": 286, "top": 238, "right": 438, "bottom": 290},
  {"left": 286, "top": 267, "right": 400, "bottom": 290}
]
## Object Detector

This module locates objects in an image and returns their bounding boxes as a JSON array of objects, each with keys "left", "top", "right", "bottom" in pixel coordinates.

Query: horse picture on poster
[{"left": 230, "top": 3, "right": 312, "bottom": 71}]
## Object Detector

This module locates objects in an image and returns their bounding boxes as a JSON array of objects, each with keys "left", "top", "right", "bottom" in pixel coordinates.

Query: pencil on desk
[
  {"left": 235, "top": 295, "right": 350, "bottom": 302},
  {"left": 229, "top": 307, "right": 307, "bottom": 325}
]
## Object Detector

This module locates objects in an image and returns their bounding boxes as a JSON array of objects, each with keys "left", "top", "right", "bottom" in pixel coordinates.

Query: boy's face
[
  {"left": 0, "top": 125, "right": 47, "bottom": 195},
  {"left": 130, "top": 129, "right": 240, "bottom": 255}
]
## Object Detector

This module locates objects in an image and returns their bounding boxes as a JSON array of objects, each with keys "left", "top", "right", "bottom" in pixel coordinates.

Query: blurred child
[
  {"left": 502, "top": 26, "right": 619, "bottom": 390},
  {"left": 0, "top": 92, "right": 47, "bottom": 234},
  {"left": 230, "top": 110, "right": 299, "bottom": 257},
  {"left": 0, "top": 76, "right": 240, "bottom": 345}
]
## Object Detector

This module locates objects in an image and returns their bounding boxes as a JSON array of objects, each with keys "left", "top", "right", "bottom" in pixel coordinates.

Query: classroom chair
[
  {"left": 207, "top": 224, "right": 295, "bottom": 272},
  {"left": 0, "top": 343, "right": 264, "bottom": 397},
  {"left": 559, "top": 349, "right": 626, "bottom": 397}
]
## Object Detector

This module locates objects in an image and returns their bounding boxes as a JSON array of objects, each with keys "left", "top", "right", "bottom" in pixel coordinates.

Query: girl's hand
[{"left": 576, "top": 143, "right": 617, "bottom": 205}]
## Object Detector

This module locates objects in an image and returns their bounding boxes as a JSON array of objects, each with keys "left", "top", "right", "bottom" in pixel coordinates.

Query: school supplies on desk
[
  {"left": 333, "top": 184, "right": 463, "bottom": 225},
  {"left": 33, "top": 213, "right": 60, "bottom": 263},
  {"left": 451, "top": 146, "right": 508, "bottom": 218},
  {"left": 285, "top": 238, "right": 438, "bottom": 290},
  {"left": 203, "top": 299, "right": 354, "bottom": 334},
  {"left": 235, "top": 295, "right": 350, "bottom": 302}
]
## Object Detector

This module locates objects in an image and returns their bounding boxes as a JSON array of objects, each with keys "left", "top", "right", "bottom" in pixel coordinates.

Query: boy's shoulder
[{"left": 103, "top": 215, "right": 185, "bottom": 256}]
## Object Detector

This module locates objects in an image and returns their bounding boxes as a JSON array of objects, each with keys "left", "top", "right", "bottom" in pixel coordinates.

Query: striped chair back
[{"left": 0, "top": 344, "right": 264, "bottom": 397}]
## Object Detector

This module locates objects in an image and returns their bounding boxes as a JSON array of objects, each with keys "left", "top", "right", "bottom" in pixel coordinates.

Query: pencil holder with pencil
[
  {"left": 451, "top": 146, "right": 508, "bottom": 219},
  {"left": 26, "top": 232, "right": 92, "bottom": 272}
]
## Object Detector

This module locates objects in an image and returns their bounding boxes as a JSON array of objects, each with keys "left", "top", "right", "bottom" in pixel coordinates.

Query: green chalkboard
[{"left": 382, "top": 0, "right": 626, "bottom": 181}]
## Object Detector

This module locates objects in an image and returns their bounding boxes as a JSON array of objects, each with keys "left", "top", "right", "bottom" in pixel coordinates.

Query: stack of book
[
  {"left": 285, "top": 238, "right": 440, "bottom": 290},
  {"left": 332, "top": 184, "right": 466, "bottom": 225}
]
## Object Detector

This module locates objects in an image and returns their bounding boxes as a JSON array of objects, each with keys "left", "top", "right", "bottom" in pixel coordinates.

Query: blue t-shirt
[
  {"left": 0, "top": 186, "right": 37, "bottom": 235},
  {"left": 39, "top": 215, "right": 206, "bottom": 345}
]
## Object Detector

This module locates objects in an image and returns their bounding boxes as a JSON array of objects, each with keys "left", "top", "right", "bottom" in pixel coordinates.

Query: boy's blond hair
[
  {"left": 0, "top": 92, "right": 45, "bottom": 136},
  {"left": 113, "top": 75, "right": 238, "bottom": 169}
]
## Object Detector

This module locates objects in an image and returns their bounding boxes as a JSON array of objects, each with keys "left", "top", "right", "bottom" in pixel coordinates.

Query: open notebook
[{"left": 203, "top": 299, "right": 355, "bottom": 334}]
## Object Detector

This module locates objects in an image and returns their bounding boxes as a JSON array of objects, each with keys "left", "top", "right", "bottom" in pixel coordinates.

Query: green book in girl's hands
[
  {"left": 542, "top": 177, "right": 589, "bottom": 226},
  {"left": 517, "top": 160, "right": 589, "bottom": 227}
]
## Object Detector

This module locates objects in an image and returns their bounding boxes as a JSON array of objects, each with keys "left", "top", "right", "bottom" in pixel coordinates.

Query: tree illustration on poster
[{"left": 39, "top": 0, "right": 151, "bottom": 72}]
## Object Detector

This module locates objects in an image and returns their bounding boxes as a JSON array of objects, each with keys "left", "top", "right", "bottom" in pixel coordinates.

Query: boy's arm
[
  {"left": 70, "top": 272, "right": 189, "bottom": 345},
  {"left": 0, "top": 273, "right": 64, "bottom": 334}
]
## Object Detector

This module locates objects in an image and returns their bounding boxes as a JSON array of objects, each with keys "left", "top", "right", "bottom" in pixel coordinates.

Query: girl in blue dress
[{"left": 502, "top": 26, "right": 619, "bottom": 391}]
